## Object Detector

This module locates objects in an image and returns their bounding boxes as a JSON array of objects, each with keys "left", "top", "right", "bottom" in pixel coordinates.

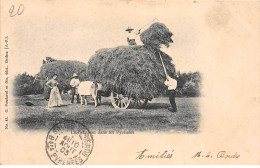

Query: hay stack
[
  {"left": 39, "top": 60, "right": 89, "bottom": 90},
  {"left": 140, "top": 22, "right": 173, "bottom": 49},
  {"left": 88, "top": 22, "right": 175, "bottom": 99}
]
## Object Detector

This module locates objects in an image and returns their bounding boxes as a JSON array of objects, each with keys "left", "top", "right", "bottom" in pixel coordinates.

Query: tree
[
  {"left": 176, "top": 71, "right": 201, "bottom": 97},
  {"left": 13, "top": 73, "right": 43, "bottom": 96}
]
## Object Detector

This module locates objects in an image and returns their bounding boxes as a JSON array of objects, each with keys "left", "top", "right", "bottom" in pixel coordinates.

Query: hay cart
[
  {"left": 110, "top": 91, "right": 152, "bottom": 109},
  {"left": 98, "top": 90, "right": 152, "bottom": 109},
  {"left": 90, "top": 22, "right": 174, "bottom": 109}
]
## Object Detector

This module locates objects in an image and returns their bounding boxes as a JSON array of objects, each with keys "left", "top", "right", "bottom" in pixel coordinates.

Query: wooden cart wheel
[
  {"left": 111, "top": 91, "right": 132, "bottom": 109},
  {"left": 130, "top": 98, "right": 148, "bottom": 108}
]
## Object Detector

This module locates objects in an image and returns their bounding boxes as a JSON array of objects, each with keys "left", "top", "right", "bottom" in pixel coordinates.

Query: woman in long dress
[{"left": 45, "top": 74, "right": 63, "bottom": 108}]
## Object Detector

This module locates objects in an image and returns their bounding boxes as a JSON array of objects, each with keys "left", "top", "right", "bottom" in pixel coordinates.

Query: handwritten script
[
  {"left": 9, "top": 4, "right": 24, "bottom": 17},
  {"left": 192, "top": 151, "right": 240, "bottom": 159},
  {"left": 136, "top": 149, "right": 174, "bottom": 159}
]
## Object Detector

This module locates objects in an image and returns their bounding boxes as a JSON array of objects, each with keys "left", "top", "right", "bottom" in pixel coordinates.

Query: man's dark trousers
[
  {"left": 71, "top": 87, "right": 80, "bottom": 103},
  {"left": 169, "top": 90, "right": 177, "bottom": 112}
]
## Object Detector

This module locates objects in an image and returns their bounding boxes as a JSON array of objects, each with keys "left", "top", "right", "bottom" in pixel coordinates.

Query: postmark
[{"left": 45, "top": 120, "right": 94, "bottom": 165}]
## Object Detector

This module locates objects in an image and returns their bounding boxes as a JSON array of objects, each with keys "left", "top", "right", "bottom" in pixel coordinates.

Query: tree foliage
[
  {"left": 175, "top": 71, "right": 201, "bottom": 97},
  {"left": 13, "top": 73, "right": 43, "bottom": 96}
]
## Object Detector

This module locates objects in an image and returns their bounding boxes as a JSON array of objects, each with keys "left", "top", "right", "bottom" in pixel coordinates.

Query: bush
[
  {"left": 174, "top": 71, "right": 202, "bottom": 97},
  {"left": 13, "top": 73, "right": 43, "bottom": 96},
  {"left": 182, "top": 80, "right": 200, "bottom": 97},
  {"left": 175, "top": 88, "right": 184, "bottom": 97}
]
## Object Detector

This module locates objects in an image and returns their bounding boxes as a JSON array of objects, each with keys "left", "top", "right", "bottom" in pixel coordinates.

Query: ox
[{"left": 78, "top": 81, "right": 102, "bottom": 107}]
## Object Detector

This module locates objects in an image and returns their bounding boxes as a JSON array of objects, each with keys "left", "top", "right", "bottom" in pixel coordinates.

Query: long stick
[
  {"left": 159, "top": 52, "right": 168, "bottom": 78},
  {"left": 128, "top": 18, "right": 158, "bottom": 38}
]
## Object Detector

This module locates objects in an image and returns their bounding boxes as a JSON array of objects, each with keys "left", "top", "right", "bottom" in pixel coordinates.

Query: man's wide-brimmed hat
[
  {"left": 72, "top": 73, "right": 78, "bottom": 78},
  {"left": 125, "top": 27, "right": 134, "bottom": 33}
]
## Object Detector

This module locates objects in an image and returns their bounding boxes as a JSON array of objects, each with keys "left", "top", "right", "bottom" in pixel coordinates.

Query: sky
[{"left": 5, "top": 0, "right": 217, "bottom": 75}]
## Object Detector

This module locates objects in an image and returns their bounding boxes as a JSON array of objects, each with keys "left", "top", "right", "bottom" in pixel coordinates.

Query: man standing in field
[
  {"left": 70, "top": 73, "right": 80, "bottom": 104},
  {"left": 164, "top": 75, "right": 178, "bottom": 112}
]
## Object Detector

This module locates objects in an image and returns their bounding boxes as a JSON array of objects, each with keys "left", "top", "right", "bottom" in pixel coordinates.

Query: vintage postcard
[{"left": 0, "top": 0, "right": 259, "bottom": 165}]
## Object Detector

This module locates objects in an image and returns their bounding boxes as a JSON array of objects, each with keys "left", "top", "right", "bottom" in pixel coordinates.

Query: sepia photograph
[{"left": 13, "top": 18, "right": 201, "bottom": 133}]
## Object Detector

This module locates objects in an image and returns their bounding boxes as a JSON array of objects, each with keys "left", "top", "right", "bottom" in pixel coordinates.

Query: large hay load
[
  {"left": 88, "top": 22, "right": 175, "bottom": 109},
  {"left": 39, "top": 60, "right": 89, "bottom": 91}
]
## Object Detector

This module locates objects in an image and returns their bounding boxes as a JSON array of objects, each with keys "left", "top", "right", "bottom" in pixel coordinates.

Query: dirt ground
[{"left": 13, "top": 94, "right": 200, "bottom": 133}]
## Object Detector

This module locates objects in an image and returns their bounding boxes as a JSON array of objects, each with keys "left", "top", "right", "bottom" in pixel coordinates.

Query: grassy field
[{"left": 14, "top": 94, "right": 200, "bottom": 133}]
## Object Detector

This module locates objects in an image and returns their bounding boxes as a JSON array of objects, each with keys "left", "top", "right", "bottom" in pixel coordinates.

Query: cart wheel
[
  {"left": 111, "top": 91, "right": 131, "bottom": 109},
  {"left": 130, "top": 98, "right": 148, "bottom": 108}
]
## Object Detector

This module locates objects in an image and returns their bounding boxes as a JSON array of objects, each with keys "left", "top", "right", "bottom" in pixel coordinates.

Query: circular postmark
[{"left": 46, "top": 120, "right": 94, "bottom": 165}]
